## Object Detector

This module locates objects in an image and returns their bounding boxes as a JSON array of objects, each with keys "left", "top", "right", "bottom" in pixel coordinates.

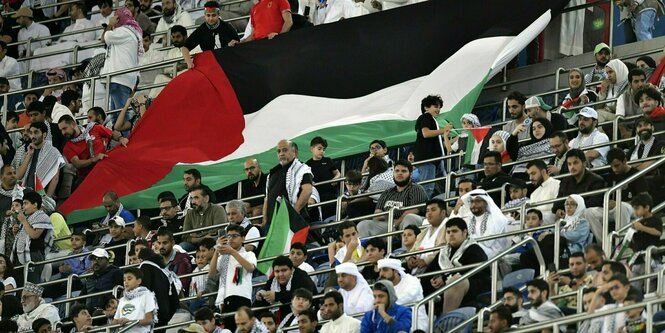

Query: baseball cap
[
  {"left": 507, "top": 178, "right": 528, "bottom": 189},
  {"left": 594, "top": 42, "right": 610, "bottom": 54},
  {"left": 109, "top": 216, "right": 126, "bottom": 227},
  {"left": 89, "top": 248, "right": 110, "bottom": 259},
  {"left": 524, "top": 96, "right": 552, "bottom": 111},
  {"left": 11, "top": 7, "right": 33, "bottom": 18},
  {"left": 578, "top": 107, "right": 598, "bottom": 120}
]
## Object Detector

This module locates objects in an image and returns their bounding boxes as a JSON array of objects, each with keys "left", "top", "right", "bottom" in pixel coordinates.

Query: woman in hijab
[
  {"left": 443, "top": 113, "right": 482, "bottom": 165},
  {"left": 487, "top": 130, "right": 511, "bottom": 163},
  {"left": 559, "top": 195, "right": 592, "bottom": 253},
  {"left": 597, "top": 59, "right": 629, "bottom": 122},
  {"left": 561, "top": 68, "right": 594, "bottom": 120},
  {"left": 506, "top": 117, "right": 554, "bottom": 178}
]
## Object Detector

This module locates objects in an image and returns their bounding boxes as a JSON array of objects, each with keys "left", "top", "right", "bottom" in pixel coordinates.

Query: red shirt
[
  {"left": 250, "top": 0, "right": 291, "bottom": 40},
  {"left": 63, "top": 125, "right": 112, "bottom": 178},
  {"left": 648, "top": 106, "right": 665, "bottom": 119}
]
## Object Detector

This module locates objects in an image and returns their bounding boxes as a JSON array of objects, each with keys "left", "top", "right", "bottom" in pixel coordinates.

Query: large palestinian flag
[{"left": 60, "top": 0, "right": 569, "bottom": 223}]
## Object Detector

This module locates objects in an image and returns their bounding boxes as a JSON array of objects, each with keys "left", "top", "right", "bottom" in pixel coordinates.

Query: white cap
[
  {"left": 578, "top": 107, "right": 598, "bottom": 119},
  {"left": 109, "top": 216, "right": 125, "bottom": 227},
  {"left": 90, "top": 248, "right": 110, "bottom": 259},
  {"left": 524, "top": 96, "right": 540, "bottom": 109}
]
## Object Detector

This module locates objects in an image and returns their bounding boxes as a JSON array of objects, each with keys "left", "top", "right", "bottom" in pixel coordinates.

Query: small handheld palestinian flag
[{"left": 34, "top": 175, "right": 46, "bottom": 196}]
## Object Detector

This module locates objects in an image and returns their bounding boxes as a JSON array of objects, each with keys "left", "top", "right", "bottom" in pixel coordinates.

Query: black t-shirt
[
  {"left": 414, "top": 113, "right": 443, "bottom": 162},
  {"left": 184, "top": 22, "right": 239, "bottom": 52},
  {"left": 607, "top": 167, "right": 649, "bottom": 201},
  {"left": 240, "top": 172, "right": 268, "bottom": 207},
  {"left": 266, "top": 161, "right": 313, "bottom": 225},
  {"left": 630, "top": 215, "right": 663, "bottom": 252},
  {"left": 306, "top": 157, "right": 338, "bottom": 199}
]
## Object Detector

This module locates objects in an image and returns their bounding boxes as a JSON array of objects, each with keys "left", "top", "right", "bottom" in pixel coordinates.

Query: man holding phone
[{"left": 181, "top": 184, "right": 227, "bottom": 252}]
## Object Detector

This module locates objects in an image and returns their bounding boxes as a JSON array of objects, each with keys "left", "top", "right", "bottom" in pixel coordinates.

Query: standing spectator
[
  {"left": 100, "top": 7, "right": 142, "bottom": 112},
  {"left": 306, "top": 136, "right": 341, "bottom": 219},
  {"left": 503, "top": 91, "right": 531, "bottom": 141},
  {"left": 518, "top": 279, "right": 564, "bottom": 328},
  {"left": 443, "top": 113, "right": 483, "bottom": 166},
  {"left": 181, "top": 1, "right": 240, "bottom": 69},
  {"left": 243, "top": 0, "right": 292, "bottom": 42},
  {"left": 137, "top": 249, "right": 178, "bottom": 328},
  {"left": 25, "top": 100, "right": 65, "bottom": 152},
  {"left": 414, "top": 95, "right": 445, "bottom": 198},
  {"left": 359, "top": 280, "right": 411, "bottom": 333},
  {"left": 13, "top": 8, "right": 51, "bottom": 57},
  {"left": 210, "top": 224, "right": 256, "bottom": 332},
  {"left": 319, "top": 290, "right": 361, "bottom": 333},
  {"left": 619, "top": 0, "right": 661, "bottom": 40},
  {"left": 12, "top": 191, "right": 53, "bottom": 283},
  {"left": 13, "top": 122, "right": 65, "bottom": 197},
  {"left": 569, "top": 107, "right": 610, "bottom": 168},
  {"left": 585, "top": 43, "right": 610, "bottom": 84},
  {"left": 240, "top": 158, "right": 267, "bottom": 217},
  {"left": 112, "top": 267, "right": 158, "bottom": 332},
  {"left": 181, "top": 184, "right": 227, "bottom": 251}
]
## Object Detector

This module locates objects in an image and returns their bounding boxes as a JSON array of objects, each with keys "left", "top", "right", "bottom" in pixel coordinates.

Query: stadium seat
[{"left": 433, "top": 307, "right": 476, "bottom": 333}]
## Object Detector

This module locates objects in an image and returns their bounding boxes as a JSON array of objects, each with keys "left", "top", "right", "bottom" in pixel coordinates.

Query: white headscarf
[
  {"left": 563, "top": 194, "right": 586, "bottom": 227},
  {"left": 377, "top": 258, "right": 406, "bottom": 278},
  {"left": 461, "top": 189, "right": 510, "bottom": 258},
  {"left": 605, "top": 59, "right": 629, "bottom": 97}
]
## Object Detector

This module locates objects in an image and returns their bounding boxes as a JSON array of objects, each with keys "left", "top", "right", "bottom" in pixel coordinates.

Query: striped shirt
[{"left": 375, "top": 183, "right": 428, "bottom": 219}]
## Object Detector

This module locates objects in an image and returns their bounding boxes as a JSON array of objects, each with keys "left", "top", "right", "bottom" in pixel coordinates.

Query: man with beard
[
  {"left": 477, "top": 151, "right": 514, "bottom": 206},
  {"left": 617, "top": 69, "right": 647, "bottom": 120},
  {"left": 356, "top": 159, "right": 427, "bottom": 238},
  {"left": 628, "top": 117, "right": 665, "bottom": 171},
  {"left": 546, "top": 252, "right": 593, "bottom": 314},
  {"left": 319, "top": 290, "right": 361, "bottom": 333},
  {"left": 586, "top": 148, "right": 647, "bottom": 240},
  {"left": 502, "top": 91, "right": 531, "bottom": 141},
  {"left": 569, "top": 107, "right": 610, "bottom": 168},
  {"left": 547, "top": 131, "right": 570, "bottom": 176},
  {"left": 148, "top": 25, "right": 190, "bottom": 98},
  {"left": 80, "top": 248, "right": 123, "bottom": 309},
  {"left": 25, "top": 101, "right": 65, "bottom": 152},
  {"left": 155, "top": 229, "right": 192, "bottom": 293},
  {"left": 501, "top": 287, "right": 525, "bottom": 325},
  {"left": 460, "top": 189, "right": 509, "bottom": 259},
  {"left": 14, "top": 282, "right": 60, "bottom": 331},
  {"left": 262, "top": 140, "right": 313, "bottom": 228},
  {"left": 634, "top": 85, "right": 665, "bottom": 132},
  {"left": 155, "top": 0, "right": 193, "bottom": 45},
  {"left": 585, "top": 43, "right": 610, "bottom": 84},
  {"left": 158, "top": 196, "right": 184, "bottom": 243},
  {"left": 377, "top": 258, "right": 428, "bottom": 331},
  {"left": 181, "top": 184, "right": 227, "bottom": 252},
  {"left": 58, "top": 115, "right": 126, "bottom": 183},
  {"left": 13, "top": 8, "right": 51, "bottom": 57},
  {"left": 585, "top": 244, "right": 607, "bottom": 286},
  {"left": 333, "top": 262, "right": 374, "bottom": 316},
  {"left": 240, "top": 158, "right": 267, "bottom": 217},
  {"left": 527, "top": 160, "right": 560, "bottom": 224},
  {"left": 140, "top": 0, "right": 162, "bottom": 24},
  {"left": 126, "top": 0, "right": 156, "bottom": 34},
  {"left": 0, "top": 165, "right": 21, "bottom": 255},
  {"left": 12, "top": 122, "right": 65, "bottom": 197},
  {"left": 518, "top": 279, "right": 564, "bottom": 330},
  {"left": 182, "top": 1, "right": 240, "bottom": 69},
  {"left": 180, "top": 168, "right": 202, "bottom": 212}
]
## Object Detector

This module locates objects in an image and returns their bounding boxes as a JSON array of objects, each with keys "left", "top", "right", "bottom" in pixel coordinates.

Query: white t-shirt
[
  {"left": 1, "top": 277, "right": 16, "bottom": 289},
  {"left": 115, "top": 291, "right": 156, "bottom": 333}
]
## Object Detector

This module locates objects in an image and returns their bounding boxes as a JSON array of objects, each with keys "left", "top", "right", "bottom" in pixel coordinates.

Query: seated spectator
[
  {"left": 634, "top": 85, "right": 665, "bottom": 131},
  {"left": 501, "top": 287, "right": 525, "bottom": 325},
  {"left": 158, "top": 196, "right": 184, "bottom": 243},
  {"left": 210, "top": 224, "right": 255, "bottom": 331},
  {"left": 360, "top": 237, "right": 386, "bottom": 285},
  {"left": 198, "top": 238, "right": 215, "bottom": 262},
  {"left": 584, "top": 244, "right": 607, "bottom": 286},
  {"left": 181, "top": 184, "right": 227, "bottom": 251},
  {"left": 506, "top": 117, "right": 554, "bottom": 178},
  {"left": 334, "top": 262, "right": 373, "bottom": 316},
  {"left": 597, "top": 260, "right": 628, "bottom": 288},
  {"left": 525, "top": 96, "right": 568, "bottom": 132},
  {"left": 31, "top": 318, "right": 52, "bottom": 333},
  {"left": 545, "top": 194, "right": 591, "bottom": 254},
  {"left": 254, "top": 256, "right": 316, "bottom": 318},
  {"left": 0, "top": 78, "right": 22, "bottom": 113},
  {"left": 378, "top": 258, "right": 428, "bottom": 331},
  {"left": 148, "top": 25, "right": 191, "bottom": 98},
  {"left": 628, "top": 116, "right": 665, "bottom": 171},
  {"left": 328, "top": 221, "right": 363, "bottom": 266},
  {"left": 155, "top": 0, "right": 194, "bottom": 44},
  {"left": 356, "top": 159, "right": 427, "bottom": 238},
  {"left": 518, "top": 279, "right": 564, "bottom": 327},
  {"left": 276, "top": 288, "right": 313, "bottom": 332},
  {"left": 487, "top": 130, "right": 511, "bottom": 163},
  {"left": 55, "top": 230, "right": 91, "bottom": 279},
  {"left": 155, "top": 229, "right": 192, "bottom": 294},
  {"left": 407, "top": 198, "right": 446, "bottom": 275},
  {"left": 579, "top": 287, "right": 604, "bottom": 332},
  {"left": 503, "top": 91, "right": 531, "bottom": 141},
  {"left": 499, "top": 209, "right": 546, "bottom": 276},
  {"left": 569, "top": 107, "right": 610, "bottom": 168},
  {"left": 339, "top": 169, "right": 362, "bottom": 217},
  {"left": 460, "top": 189, "right": 509, "bottom": 258},
  {"left": 586, "top": 44, "right": 610, "bottom": 85},
  {"left": 477, "top": 151, "right": 514, "bottom": 206},
  {"left": 488, "top": 305, "right": 512, "bottom": 333},
  {"left": 241, "top": 0, "right": 292, "bottom": 43},
  {"left": 0, "top": 42, "right": 21, "bottom": 92},
  {"left": 587, "top": 273, "right": 636, "bottom": 332},
  {"left": 240, "top": 158, "right": 267, "bottom": 217},
  {"left": 360, "top": 280, "right": 411, "bottom": 332},
  {"left": 226, "top": 199, "right": 260, "bottom": 252},
  {"left": 626, "top": 194, "right": 663, "bottom": 278},
  {"left": 347, "top": 157, "right": 393, "bottom": 218},
  {"left": 14, "top": 282, "right": 60, "bottom": 331},
  {"left": 306, "top": 136, "right": 341, "bottom": 218},
  {"left": 12, "top": 190, "right": 54, "bottom": 283},
  {"left": 259, "top": 312, "right": 277, "bottom": 333},
  {"left": 0, "top": 320, "right": 18, "bottom": 333},
  {"left": 502, "top": 178, "right": 530, "bottom": 223},
  {"left": 60, "top": 2, "right": 96, "bottom": 43},
  {"left": 12, "top": 122, "right": 65, "bottom": 197},
  {"left": 0, "top": 254, "right": 16, "bottom": 291},
  {"left": 636, "top": 55, "right": 657, "bottom": 72},
  {"left": 443, "top": 113, "right": 483, "bottom": 165},
  {"left": 617, "top": 69, "right": 647, "bottom": 122},
  {"left": 400, "top": 224, "right": 419, "bottom": 253},
  {"left": 361, "top": 139, "right": 393, "bottom": 173},
  {"left": 297, "top": 309, "right": 318, "bottom": 333},
  {"left": 527, "top": 160, "right": 560, "bottom": 224},
  {"left": 194, "top": 307, "right": 224, "bottom": 333},
  {"left": 70, "top": 304, "right": 94, "bottom": 332},
  {"left": 133, "top": 215, "right": 157, "bottom": 243},
  {"left": 42, "top": 68, "right": 69, "bottom": 101},
  {"left": 235, "top": 307, "right": 270, "bottom": 333},
  {"left": 13, "top": 8, "right": 51, "bottom": 57},
  {"left": 25, "top": 100, "right": 65, "bottom": 152},
  {"left": 447, "top": 178, "right": 475, "bottom": 221},
  {"left": 189, "top": 249, "right": 210, "bottom": 313},
  {"left": 551, "top": 149, "right": 604, "bottom": 221},
  {"left": 546, "top": 252, "right": 593, "bottom": 313},
  {"left": 561, "top": 68, "right": 593, "bottom": 119},
  {"left": 1, "top": 198, "right": 21, "bottom": 257},
  {"left": 112, "top": 267, "right": 158, "bottom": 331},
  {"left": 618, "top": 293, "right": 647, "bottom": 333},
  {"left": 100, "top": 191, "right": 136, "bottom": 228},
  {"left": 81, "top": 248, "right": 123, "bottom": 309},
  {"left": 289, "top": 242, "right": 317, "bottom": 285},
  {"left": 601, "top": 59, "right": 630, "bottom": 120},
  {"left": 424, "top": 217, "right": 490, "bottom": 314},
  {"left": 319, "top": 290, "right": 361, "bottom": 333},
  {"left": 547, "top": 131, "right": 570, "bottom": 176}
]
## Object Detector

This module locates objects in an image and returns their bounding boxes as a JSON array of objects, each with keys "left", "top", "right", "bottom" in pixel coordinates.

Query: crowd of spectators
[{"left": 0, "top": 0, "right": 662, "bottom": 332}]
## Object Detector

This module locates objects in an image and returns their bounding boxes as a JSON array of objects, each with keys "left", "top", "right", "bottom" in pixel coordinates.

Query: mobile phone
[
  {"left": 217, "top": 228, "right": 226, "bottom": 238},
  {"left": 547, "top": 263, "right": 557, "bottom": 273}
]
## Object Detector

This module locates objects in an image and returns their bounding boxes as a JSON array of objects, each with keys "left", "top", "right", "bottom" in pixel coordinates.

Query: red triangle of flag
[{"left": 468, "top": 127, "right": 491, "bottom": 143}]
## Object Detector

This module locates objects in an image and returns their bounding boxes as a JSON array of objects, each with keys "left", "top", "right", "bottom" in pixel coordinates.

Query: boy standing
[
  {"left": 113, "top": 268, "right": 157, "bottom": 333},
  {"left": 306, "top": 136, "right": 341, "bottom": 219}
]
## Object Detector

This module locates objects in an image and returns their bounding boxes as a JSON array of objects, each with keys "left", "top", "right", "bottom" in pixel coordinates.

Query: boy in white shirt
[
  {"left": 189, "top": 249, "right": 211, "bottom": 312},
  {"left": 113, "top": 267, "right": 157, "bottom": 333}
]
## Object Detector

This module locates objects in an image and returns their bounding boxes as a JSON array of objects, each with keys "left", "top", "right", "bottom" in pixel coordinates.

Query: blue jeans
[
  {"left": 634, "top": 9, "right": 656, "bottom": 41},
  {"left": 109, "top": 83, "right": 131, "bottom": 112},
  {"left": 418, "top": 163, "right": 436, "bottom": 198}
]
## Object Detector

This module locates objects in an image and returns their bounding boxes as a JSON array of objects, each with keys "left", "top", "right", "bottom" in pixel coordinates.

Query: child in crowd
[
  {"left": 101, "top": 217, "right": 130, "bottom": 266},
  {"left": 503, "top": 179, "right": 530, "bottom": 226},
  {"left": 619, "top": 292, "right": 646, "bottom": 333},
  {"left": 629, "top": 193, "right": 663, "bottom": 253},
  {"left": 289, "top": 242, "right": 317, "bottom": 285},
  {"left": 132, "top": 216, "right": 157, "bottom": 244},
  {"left": 198, "top": 238, "right": 216, "bottom": 263},
  {"left": 189, "top": 250, "right": 210, "bottom": 312},
  {"left": 339, "top": 170, "right": 362, "bottom": 218},
  {"left": 306, "top": 136, "right": 341, "bottom": 220},
  {"left": 194, "top": 307, "right": 224, "bottom": 333},
  {"left": 401, "top": 225, "right": 420, "bottom": 253},
  {"left": 57, "top": 230, "right": 91, "bottom": 278},
  {"left": 0, "top": 199, "right": 22, "bottom": 256},
  {"left": 499, "top": 209, "right": 546, "bottom": 276},
  {"left": 113, "top": 268, "right": 157, "bottom": 333}
]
